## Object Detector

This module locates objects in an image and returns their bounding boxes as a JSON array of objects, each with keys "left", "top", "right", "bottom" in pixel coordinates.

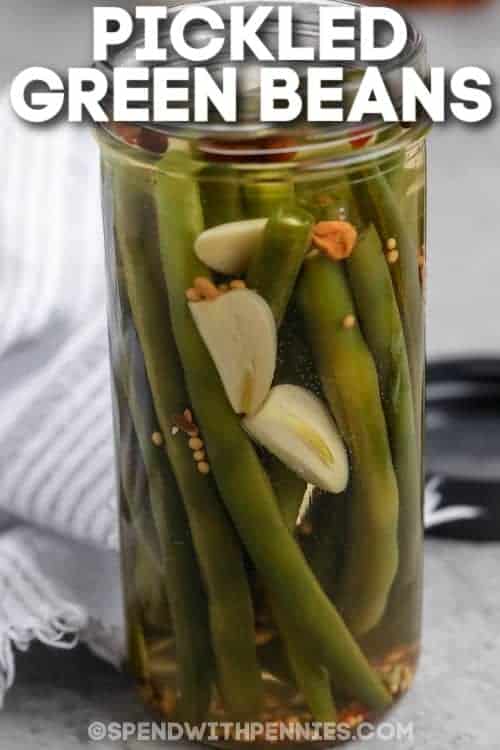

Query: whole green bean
[
  {"left": 115, "top": 380, "right": 162, "bottom": 567},
  {"left": 303, "top": 174, "right": 422, "bottom": 590},
  {"left": 240, "top": 194, "right": 331, "bottom": 713},
  {"left": 122, "top": 375, "right": 212, "bottom": 722},
  {"left": 246, "top": 206, "right": 314, "bottom": 327},
  {"left": 346, "top": 224, "right": 422, "bottom": 588},
  {"left": 351, "top": 167, "right": 424, "bottom": 429},
  {"left": 120, "top": 407, "right": 170, "bottom": 630},
  {"left": 112, "top": 173, "right": 212, "bottom": 722},
  {"left": 204, "top": 172, "right": 314, "bottom": 703},
  {"left": 107, "top": 178, "right": 172, "bottom": 660},
  {"left": 156, "top": 151, "right": 391, "bottom": 712},
  {"left": 113, "top": 337, "right": 211, "bottom": 718},
  {"left": 297, "top": 254, "right": 399, "bottom": 637},
  {"left": 199, "top": 165, "right": 243, "bottom": 228},
  {"left": 200, "top": 168, "right": 315, "bottom": 711},
  {"left": 113, "top": 159, "right": 262, "bottom": 719}
]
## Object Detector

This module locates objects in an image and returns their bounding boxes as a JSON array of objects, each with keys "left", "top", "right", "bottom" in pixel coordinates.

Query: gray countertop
[
  {"left": 1, "top": 2, "right": 500, "bottom": 748},
  {"left": 3, "top": 539, "right": 500, "bottom": 748}
]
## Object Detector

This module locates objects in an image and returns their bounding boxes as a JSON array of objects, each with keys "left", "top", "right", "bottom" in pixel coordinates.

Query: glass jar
[{"left": 98, "top": 1, "right": 429, "bottom": 743}]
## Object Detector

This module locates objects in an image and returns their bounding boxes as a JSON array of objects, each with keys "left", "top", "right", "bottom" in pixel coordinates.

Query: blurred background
[{"left": 0, "top": 0, "right": 498, "bottom": 359}]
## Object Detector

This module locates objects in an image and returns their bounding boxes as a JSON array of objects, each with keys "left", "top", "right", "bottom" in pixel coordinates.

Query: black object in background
[{"left": 425, "top": 358, "right": 500, "bottom": 541}]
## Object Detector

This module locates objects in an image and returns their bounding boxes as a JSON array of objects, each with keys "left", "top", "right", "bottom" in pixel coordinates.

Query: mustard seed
[
  {"left": 194, "top": 276, "right": 219, "bottom": 300},
  {"left": 185, "top": 287, "right": 201, "bottom": 302},
  {"left": 197, "top": 461, "right": 210, "bottom": 475}
]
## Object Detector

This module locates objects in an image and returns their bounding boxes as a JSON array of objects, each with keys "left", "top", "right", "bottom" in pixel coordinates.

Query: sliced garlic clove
[
  {"left": 243, "top": 384, "right": 349, "bottom": 493},
  {"left": 189, "top": 289, "right": 276, "bottom": 415},
  {"left": 194, "top": 218, "right": 267, "bottom": 275}
]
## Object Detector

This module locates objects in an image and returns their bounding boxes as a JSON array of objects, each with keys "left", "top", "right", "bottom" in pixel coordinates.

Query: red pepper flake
[
  {"left": 172, "top": 414, "right": 197, "bottom": 435},
  {"left": 110, "top": 123, "right": 168, "bottom": 154},
  {"left": 349, "top": 128, "right": 374, "bottom": 150},
  {"left": 110, "top": 123, "right": 142, "bottom": 147},
  {"left": 138, "top": 128, "right": 169, "bottom": 154}
]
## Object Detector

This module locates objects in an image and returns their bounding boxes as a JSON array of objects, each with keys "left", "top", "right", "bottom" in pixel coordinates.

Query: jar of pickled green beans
[{"left": 98, "top": 1, "right": 429, "bottom": 743}]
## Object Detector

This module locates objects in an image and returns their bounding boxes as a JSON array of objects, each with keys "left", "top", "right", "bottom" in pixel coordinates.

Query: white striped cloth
[{"left": 0, "top": 98, "right": 124, "bottom": 706}]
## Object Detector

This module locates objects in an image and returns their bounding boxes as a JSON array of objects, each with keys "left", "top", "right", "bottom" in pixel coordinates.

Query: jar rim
[{"left": 98, "top": 0, "right": 429, "bottom": 162}]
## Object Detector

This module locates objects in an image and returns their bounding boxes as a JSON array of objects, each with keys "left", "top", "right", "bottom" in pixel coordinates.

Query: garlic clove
[
  {"left": 189, "top": 289, "right": 276, "bottom": 415},
  {"left": 243, "top": 384, "right": 349, "bottom": 493},
  {"left": 194, "top": 218, "right": 267, "bottom": 275}
]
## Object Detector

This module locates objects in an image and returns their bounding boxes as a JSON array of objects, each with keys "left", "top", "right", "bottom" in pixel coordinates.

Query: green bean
[
  {"left": 106, "top": 174, "right": 161, "bottom": 572},
  {"left": 261, "top": 449, "right": 331, "bottom": 717},
  {"left": 297, "top": 254, "right": 399, "bottom": 637},
  {"left": 125, "top": 604, "right": 150, "bottom": 684},
  {"left": 244, "top": 193, "right": 313, "bottom": 528},
  {"left": 199, "top": 165, "right": 243, "bottom": 228},
  {"left": 346, "top": 224, "right": 422, "bottom": 588},
  {"left": 351, "top": 167, "right": 424, "bottom": 427},
  {"left": 113, "top": 173, "right": 213, "bottom": 722},
  {"left": 398, "top": 159, "right": 426, "bottom": 287},
  {"left": 246, "top": 206, "right": 314, "bottom": 327},
  {"left": 115, "top": 344, "right": 211, "bottom": 719},
  {"left": 383, "top": 150, "right": 406, "bottom": 197},
  {"left": 301, "top": 176, "right": 421, "bottom": 590},
  {"left": 123, "top": 375, "right": 212, "bottom": 722},
  {"left": 108, "top": 197, "right": 173, "bottom": 649},
  {"left": 113, "top": 159, "right": 262, "bottom": 719},
  {"left": 239, "top": 196, "right": 329, "bottom": 708},
  {"left": 256, "top": 586, "right": 337, "bottom": 722},
  {"left": 156, "top": 151, "right": 391, "bottom": 713},
  {"left": 116, "top": 381, "right": 162, "bottom": 566},
  {"left": 271, "top": 605, "right": 337, "bottom": 722},
  {"left": 199, "top": 168, "right": 361, "bottom": 717},
  {"left": 243, "top": 175, "right": 294, "bottom": 218},
  {"left": 120, "top": 501, "right": 151, "bottom": 684},
  {"left": 265, "top": 456, "right": 334, "bottom": 720},
  {"left": 302, "top": 487, "right": 349, "bottom": 601},
  {"left": 133, "top": 533, "right": 173, "bottom": 632},
  {"left": 263, "top": 454, "right": 305, "bottom": 533},
  {"left": 194, "top": 163, "right": 315, "bottom": 714}
]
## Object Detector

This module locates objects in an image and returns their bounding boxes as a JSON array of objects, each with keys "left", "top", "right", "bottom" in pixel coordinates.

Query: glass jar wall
[{"left": 97, "top": 2, "right": 429, "bottom": 743}]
